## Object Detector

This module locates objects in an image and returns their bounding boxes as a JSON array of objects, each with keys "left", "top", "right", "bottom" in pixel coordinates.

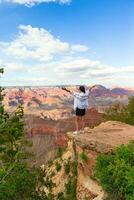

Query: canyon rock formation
[{"left": 41, "top": 121, "right": 134, "bottom": 200}]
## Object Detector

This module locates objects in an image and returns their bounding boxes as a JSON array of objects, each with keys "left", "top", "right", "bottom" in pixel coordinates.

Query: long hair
[{"left": 79, "top": 85, "right": 85, "bottom": 93}]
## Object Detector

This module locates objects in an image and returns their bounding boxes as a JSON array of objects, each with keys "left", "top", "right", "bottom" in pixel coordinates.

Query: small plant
[
  {"left": 49, "top": 171, "right": 55, "bottom": 178},
  {"left": 44, "top": 176, "right": 56, "bottom": 191},
  {"left": 72, "top": 161, "right": 78, "bottom": 176},
  {"left": 79, "top": 152, "right": 88, "bottom": 162},
  {"left": 65, "top": 176, "right": 77, "bottom": 200},
  {"left": 47, "top": 192, "right": 55, "bottom": 200},
  {"left": 64, "top": 160, "right": 71, "bottom": 175},
  {"left": 56, "top": 192, "right": 66, "bottom": 200},
  {"left": 48, "top": 160, "right": 53, "bottom": 167},
  {"left": 56, "top": 147, "right": 65, "bottom": 158},
  {"left": 64, "top": 159, "right": 78, "bottom": 200},
  {"left": 55, "top": 162, "right": 62, "bottom": 172}
]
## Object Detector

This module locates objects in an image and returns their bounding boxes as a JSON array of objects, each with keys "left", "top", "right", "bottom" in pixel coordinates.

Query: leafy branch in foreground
[{"left": 0, "top": 68, "right": 47, "bottom": 200}]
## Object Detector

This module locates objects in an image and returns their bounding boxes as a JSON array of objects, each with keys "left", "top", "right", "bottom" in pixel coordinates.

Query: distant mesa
[{"left": 3, "top": 84, "right": 134, "bottom": 120}]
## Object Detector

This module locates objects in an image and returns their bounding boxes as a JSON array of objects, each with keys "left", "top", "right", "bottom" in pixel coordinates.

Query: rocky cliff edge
[
  {"left": 67, "top": 121, "right": 134, "bottom": 200},
  {"left": 41, "top": 121, "right": 134, "bottom": 200}
]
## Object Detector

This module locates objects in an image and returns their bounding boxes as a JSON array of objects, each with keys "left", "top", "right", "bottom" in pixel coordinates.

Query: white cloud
[
  {"left": 81, "top": 65, "right": 134, "bottom": 78},
  {"left": 0, "top": 25, "right": 134, "bottom": 87},
  {"left": 3, "top": 62, "right": 27, "bottom": 72},
  {"left": 1, "top": 76, "right": 48, "bottom": 86},
  {"left": 57, "top": 58, "right": 101, "bottom": 73},
  {"left": 1, "top": 0, "right": 71, "bottom": 7},
  {"left": 71, "top": 45, "right": 89, "bottom": 52},
  {"left": 1, "top": 25, "right": 88, "bottom": 62}
]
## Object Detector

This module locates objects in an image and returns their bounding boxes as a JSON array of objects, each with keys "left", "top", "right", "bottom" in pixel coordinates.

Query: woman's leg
[
  {"left": 81, "top": 116, "right": 85, "bottom": 130},
  {"left": 75, "top": 116, "right": 80, "bottom": 131}
]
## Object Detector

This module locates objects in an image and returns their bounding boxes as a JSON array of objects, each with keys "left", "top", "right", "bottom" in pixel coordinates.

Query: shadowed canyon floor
[{"left": 26, "top": 108, "right": 103, "bottom": 166}]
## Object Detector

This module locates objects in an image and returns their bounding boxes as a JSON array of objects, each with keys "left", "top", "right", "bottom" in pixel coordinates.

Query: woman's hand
[
  {"left": 61, "top": 87, "right": 66, "bottom": 91},
  {"left": 61, "top": 87, "right": 71, "bottom": 93},
  {"left": 89, "top": 85, "right": 97, "bottom": 91},
  {"left": 91, "top": 85, "right": 97, "bottom": 89}
]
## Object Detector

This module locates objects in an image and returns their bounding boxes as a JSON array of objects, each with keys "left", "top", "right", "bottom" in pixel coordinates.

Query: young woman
[{"left": 62, "top": 85, "right": 96, "bottom": 134}]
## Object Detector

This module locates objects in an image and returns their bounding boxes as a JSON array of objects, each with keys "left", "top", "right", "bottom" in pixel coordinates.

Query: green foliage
[
  {"left": 0, "top": 69, "right": 47, "bottom": 200},
  {"left": 72, "top": 161, "right": 78, "bottom": 176},
  {"left": 65, "top": 176, "right": 77, "bottom": 200},
  {"left": 79, "top": 152, "right": 88, "bottom": 162},
  {"left": 56, "top": 192, "right": 66, "bottom": 200},
  {"left": 104, "top": 97, "right": 134, "bottom": 125},
  {"left": 64, "top": 159, "right": 78, "bottom": 200},
  {"left": 94, "top": 141, "right": 134, "bottom": 200},
  {"left": 0, "top": 165, "right": 47, "bottom": 200},
  {"left": 49, "top": 171, "right": 56, "bottom": 178},
  {"left": 0, "top": 68, "right": 4, "bottom": 74},
  {"left": 64, "top": 160, "right": 77, "bottom": 176},
  {"left": 56, "top": 147, "right": 65, "bottom": 158},
  {"left": 43, "top": 172, "right": 56, "bottom": 192},
  {"left": 0, "top": 68, "right": 79, "bottom": 200},
  {"left": 43, "top": 155, "right": 78, "bottom": 199},
  {"left": 64, "top": 160, "right": 71, "bottom": 175},
  {"left": 46, "top": 192, "right": 55, "bottom": 200},
  {"left": 55, "top": 162, "right": 62, "bottom": 172},
  {"left": 48, "top": 160, "right": 53, "bottom": 167}
]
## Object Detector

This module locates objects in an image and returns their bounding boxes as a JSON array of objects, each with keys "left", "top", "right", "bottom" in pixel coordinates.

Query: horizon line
[{"left": 1, "top": 84, "right": 134, "bottom": 90}]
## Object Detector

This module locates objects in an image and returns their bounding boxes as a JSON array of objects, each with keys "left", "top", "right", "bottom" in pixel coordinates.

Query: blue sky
[{"left": 0, "top": 0, "right": 134, "bottom": 87}]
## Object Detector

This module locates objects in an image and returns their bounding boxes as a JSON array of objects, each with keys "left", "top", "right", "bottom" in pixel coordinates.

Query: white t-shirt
[{"left": 71, "top": 90, "right": 90, "bottom": 110}]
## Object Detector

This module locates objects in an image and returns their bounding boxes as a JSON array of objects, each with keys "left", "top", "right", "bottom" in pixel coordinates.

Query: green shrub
[
  {"left": 49, "top": 171, "right": 55, "bottom": 178},
  {"left": 65, "top": 177, "right": 77, "bottom": 200},
  {"left": 43, "top": 176, "right": 56, "bottom": 191},
  {"left": 94, "top": 141, "right": 134, "bottom": 200},
  {"left": 64, "top": 160, "right": 78, "bottom": 200},
  {"left": 48, "top": 160, "right": 53, "bottom": 167},
  {"left": 47, "top": 192, "right": 55, "bottom": 200},
  {"left": 104, "top": 96, "right": 134, "bottom": 125},
  {"left": 79, "top": 152, "right": 88, "bottom": 162},
  {"left": 0, "top": 68, "right": 47, "bottom": 200},
  {"left": 64, "top": 161, "right": 71, "bottom": 175},
  {"left": 56, "top": 147, "right": 65, "bottom": 158},
  {"left": 57, "top": 192, "right": 66, "bottom": 200},
  {"left": 55, "top": 162, "right": 62, "bottom": 172},
  {"left": 72, "top": 161, "right": 78, "bottom": 176}
]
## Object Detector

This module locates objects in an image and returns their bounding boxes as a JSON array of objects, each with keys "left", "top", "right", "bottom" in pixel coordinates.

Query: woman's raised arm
[{"left": 61, "top": 87, "right": 71, "bottom": 93}]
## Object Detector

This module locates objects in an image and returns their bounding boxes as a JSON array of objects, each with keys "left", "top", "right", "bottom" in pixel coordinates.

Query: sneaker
[
  {"left": 73, "top": 131, "right": 79, "bottom": 134},
  {"left": 79, "top": 129, "right": 84, "bottom": 134}
]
